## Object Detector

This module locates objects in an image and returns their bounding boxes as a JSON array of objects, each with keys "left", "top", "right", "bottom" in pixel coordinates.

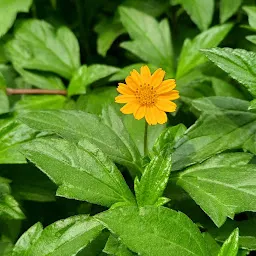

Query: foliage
[{"left": 0, "top": 0, "right": 256, "bottom": 255}]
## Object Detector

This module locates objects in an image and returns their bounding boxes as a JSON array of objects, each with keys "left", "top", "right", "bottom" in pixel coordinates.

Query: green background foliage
[{"left": 1, "top": 0, "right": 256, "bottom": 255}]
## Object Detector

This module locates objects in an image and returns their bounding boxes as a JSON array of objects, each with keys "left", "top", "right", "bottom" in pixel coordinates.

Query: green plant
[{"left": 0, "top": 0, "right": 256, "bottom": 255}]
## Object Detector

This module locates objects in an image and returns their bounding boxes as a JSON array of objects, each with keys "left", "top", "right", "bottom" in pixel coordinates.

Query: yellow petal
[
  {"left": 158, "top": 90, "right": 180, "bottom": 100},
  {"left": 153, "top": 107, "right": 167, "bottom": 124},
  {"left": 134, "top": 105, "right": 146, "bottom": 120},
  {"left": 140, "top": 65, "right": 151, "bottom": 83},
  {"left": 120, "top": 102, "right": 139, "bottom": 114},
  {"left": 145, "top": 107, "right": 157, "bottom": 125},
  {"left": 117, "top": 83, "right": 134, "bottom": 95},
  {"left": 151, "top": 68, "right": 165, "bottom": 88},
  {"left": 125, "top": 76, "right": 138, "bottom": 91},
  {"left": 130, "top": 69, "right": 143, "bottom": 86},
  {"left": 115, "top": 95, "right": 136, "bottom": 103},
  {"left": 156, "top": 100, "right": 177, "bottom": 112},
  {"left": 156, "top": 79, "right": 176, "bottom": 93}
]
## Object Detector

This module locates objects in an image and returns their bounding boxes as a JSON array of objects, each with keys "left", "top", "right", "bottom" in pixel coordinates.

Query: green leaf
[
  {"left": 0, "top": 117, "right": 40, "bottom": 164},
  {"left": 119, "top": 7, "right": 174, "bottom": 75},
  {"left": 0, "top": 0, "right": 32, "bottom": 37},
  {"left": 177, "top": 153, "right": 256, "bottom": 227},
  {"left": 202, "top": 233, "right": 220, "bottom": 256},
  {"left": 176, "top": 24, "right": 233, "bottom": 78},
  {"left": 14, "top": 95, "right": 66, "bottom": 111},
  {"left": 15, "top": 67, "right": 65, "bottom": 89},
  {"left": 0, "top": 72, "right": 10, "bottom": 114},
  {"left": 101, "top": 106, "right": 142, "bottom": 170},
  {"left": 211, "top": 77, "right": 245, "bottom": 99},
  {"left": 68, "top": 64, "right": 119, "bottom": 97},
  {"left": 123, "top": 0, "right": 169, "bottom": 17},
  {"left": 77, "top": 231, "right": 109, "bottom": 256},
  {"left": 94, "top": 17, "right": 125, "bottom": 57},
  {"left": 135, "top": 147, "right": 172, "bottom": 207},
  {"left": 209, "top": 219, "right": 256, "bottom": 251},
  {"left": 104, "top": 235, "right": 134, "bottom": 256},
  {"left": 0, "top": 240, "right": 13, "bottom": 256},
  {"left": 19, "top": 110, "right": 142, "bottom": 173},
  {"left": 0, "top": 91, "right": 9, "bottom": 115},
  {"left": 5, "top": 20, "right": 80, "bottom": 79},
  {"left": 220, "top": 0, "right": 242, "bottom": 23},
  {"left": 12, "top": 215, "right": 103, "bottom": 256},
  {"left": 202, "top": 48, "right": 256, "bottom": 97},
  {"left": 76, "top": 87, "right": 117, "bottom": 115},
  {"left": 172, "top": 97, "right": 256, "bottom": 171},
  {"left": 243, "top": 6, "right": 256, "bottom": 29},
  {"left": 153, "top": 124, "right": 187, "bottom": 155},
  {"left": 175, "top": 0, "right": 214, "bottom": 31},
  {"left": 22, "top": 138, "right": 135, "bottom": 207},
  {"left": 96, "top": 205, "right": 209, "bottom": 256},
  {"left": 249, "top": 99, "right": 256, "bottom": 110},
  {"left": 0, "top": 42, "right": 7, "bottom": 64},
  {"left": 246, "top": 35, "right": 256, "bottom": 45},
  {"left": 218, "top": 229, "right": 239, "bottom": 256},
  {"left": 12, "top": 222, "right": 43, "bottom": 256},
  {"left": 0, "top": 177, "right": 25, "bottom": 220}
]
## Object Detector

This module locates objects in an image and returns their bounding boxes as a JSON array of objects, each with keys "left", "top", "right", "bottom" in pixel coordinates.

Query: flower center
[{"left": 135, "top": 83, "right": 157, "bottom": 106}]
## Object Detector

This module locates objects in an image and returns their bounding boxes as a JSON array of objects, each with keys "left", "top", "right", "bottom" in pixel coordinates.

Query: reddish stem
[{"left": 6, "top": 88, "right": 67, "bottom": 96}]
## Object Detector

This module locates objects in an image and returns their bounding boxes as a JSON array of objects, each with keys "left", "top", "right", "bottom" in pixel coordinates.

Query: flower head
[{"left": 115, "top": 65, "right": 179, "bottom": 125}]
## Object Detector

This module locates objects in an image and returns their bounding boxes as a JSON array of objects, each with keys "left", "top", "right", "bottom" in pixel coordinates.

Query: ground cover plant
[{"left": 1, "top": 0, "right": 256, "bottom": 255}]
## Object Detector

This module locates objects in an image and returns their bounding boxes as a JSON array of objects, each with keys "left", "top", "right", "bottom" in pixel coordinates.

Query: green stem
[{"left": 144, "top": 121, "right": 148, "bottom": 156}]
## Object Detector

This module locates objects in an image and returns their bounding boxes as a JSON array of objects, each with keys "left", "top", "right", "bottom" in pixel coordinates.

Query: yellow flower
[{"left": 115, "top": 65, "right": 179, "bottom": 125}]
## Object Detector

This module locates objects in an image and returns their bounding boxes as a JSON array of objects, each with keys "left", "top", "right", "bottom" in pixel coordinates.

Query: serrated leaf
[
  {"left": 0, "top": 177, "right": 25, "bottom": 220},
  {"left": 218, "top": 229, "right": 239, "bottom": 256},
  {"left": 18, "top": 110, "right": 142, "bottom": 173},
  {"left": 96, "top": 206, "right": 209, "bottom": 256},
  {"left": 176, "top": 24, "right": 233, "bottom": 78},
  {"left": 202, "top": 48, "right": 256, "bottom": 97},
  {"left": 153, "top": 124, "right": 187, "bottom": 155},
  {"left": 0, "top": 0, "right": 32, "bottom": 37},
  {"left": 177, "top": 153, "right": 256, "bottom": 227},
  {"left": 172, "top": 97, "right": 256, "bottom": 171},
  {"left": 5, "top": 20, "right": 80, "bottom": 79},
  {"left": 135, "top": 147, "right": 172, "bottom": 207},
  {"left": 119, "top": 7, "right": 174, "bottom": 75},
  {"left": 220, "top": 0, "right": 242, "bottom": 23},
  {"left": 243, "top": 6, "right": 256, "bottom": 29},
  {"left": 175, "top": 0, "right": 214, "bottom": 31},
  {"left": 68, "top": 64, "right": 119, "bottom": 97},
  {"left": 102, "top": 106, "right": 142, "bottom": 169},
  {"left": 12, "top": 215, "right": 103, "bottom": 256},
  {"left": 0, "top": 117, "right": 40, "bottom": 164},
  {"left": 22, "top": 138, "right": 135, "bottom": 207}
]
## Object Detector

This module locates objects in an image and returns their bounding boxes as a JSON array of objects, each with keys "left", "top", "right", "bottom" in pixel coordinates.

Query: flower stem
[
  {"left": 6, "top": 88, "right": 67, "bottom": 95},
  {"left": 144, "top": 121, "right": 148, "bottom": 156}
]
